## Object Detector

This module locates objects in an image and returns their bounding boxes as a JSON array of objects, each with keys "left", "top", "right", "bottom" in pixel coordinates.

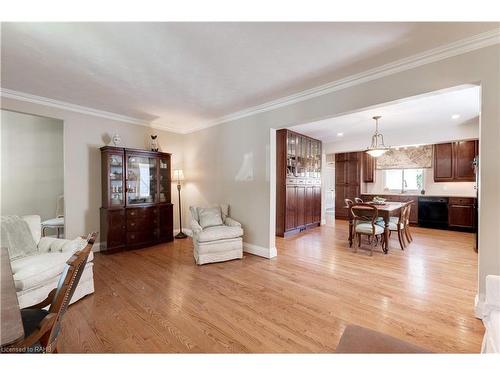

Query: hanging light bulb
[{"left": 366, "top": 116, "right": 390, "bottom": 157}]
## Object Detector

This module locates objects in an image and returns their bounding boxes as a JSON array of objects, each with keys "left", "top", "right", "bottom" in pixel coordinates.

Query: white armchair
[
  {"left": 190, "top": 204, "right": 243, "bottom": 265},
  {"left": 2, "top": 215, "right": 95, "bottom": 308},
  {"left": 481, "top": 275, "right": 500, "bottom": 353}
]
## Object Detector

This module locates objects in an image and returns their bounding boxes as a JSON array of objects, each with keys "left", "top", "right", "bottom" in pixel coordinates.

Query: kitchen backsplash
[{"left": 363, "top": 168, "right": 476, "bottom": 197}]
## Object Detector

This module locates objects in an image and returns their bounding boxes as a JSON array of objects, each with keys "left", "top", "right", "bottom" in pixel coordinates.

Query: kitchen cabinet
[
  {"left": 362, "top": 153, "right": 375, "bottom": 183},
  {"left": 448, "top": 197, "right": 476, "bottom": 230},
  {"left": 434, "top": 140, "right": 478, "bottom": 182},
  {"left": 335, "top": 152, "right": 361, "bottom": 219},
  {"left": 276, "top": 129, "right": 322, "bottom": 237}
]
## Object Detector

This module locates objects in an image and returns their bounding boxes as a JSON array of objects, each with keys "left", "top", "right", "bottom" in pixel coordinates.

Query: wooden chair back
[
  {"left": 350, "top": 203, "right": 379, "bottom": 227},
  {"left": 354, "top": 197, "right": 364, "bottom": 203},
  {"left": 43, "top": 232, "right": 97, "bottom": 349},
  {"left": 344, "top": 198, "right": 354, "bottom": 208},
  {"left": 404, "top": 201, "right": 413, "bottom": 226}
]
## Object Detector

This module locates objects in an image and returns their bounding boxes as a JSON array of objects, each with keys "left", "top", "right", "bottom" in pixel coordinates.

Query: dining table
[
  {"left": 345, "top": 201, "right": 405, "bottom": 254},
  {"left": 1, "top": 247, "right": 24, "bottom": 348}
]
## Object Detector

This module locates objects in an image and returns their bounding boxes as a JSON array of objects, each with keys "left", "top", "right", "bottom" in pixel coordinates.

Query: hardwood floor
[{"left": 59, "top": 220, "right": 483, "bottom": 353}]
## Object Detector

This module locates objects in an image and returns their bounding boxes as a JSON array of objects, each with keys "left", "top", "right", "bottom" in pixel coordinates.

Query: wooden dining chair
[
  {"left": 380, "top": 203, "right": 410, "bottom": 250},
  {"left": 8, "top": 232, "right": 97, "bottom": 353},
  {"left": 354, "top": 197, "right": 364, "bottom": 203},
  {"left": 350, "top": 204, "right": 385, "bottom": 256},
  {"left": 404, "top": 201, "right": 414, "bottom": 244},
  {"left": 345, "top": 198, "right": 354, "bottom": 208}
]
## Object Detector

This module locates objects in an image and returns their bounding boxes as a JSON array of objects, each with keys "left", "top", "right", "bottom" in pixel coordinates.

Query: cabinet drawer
[
  {"left": 449, "top": 197, "right": 475, "bottom": 206},
  {"left": 127, "top": 216, "right": 158, "bottom": 231},
  {"left": 127, "top": 230, "right": 157, "bottom": 245},
  {"left": 127, "top": 207, "right": 158, "bottom": 219}
]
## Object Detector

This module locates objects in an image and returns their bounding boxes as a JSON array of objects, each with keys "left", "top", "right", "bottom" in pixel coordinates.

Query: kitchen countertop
[{"left": 361, "top": 193, "right": 476, "bottom": 198}]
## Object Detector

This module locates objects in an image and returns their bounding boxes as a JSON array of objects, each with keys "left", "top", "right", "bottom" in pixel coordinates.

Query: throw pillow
[{"left": 197, "top": 207, "right": 223, "bottom": 229}]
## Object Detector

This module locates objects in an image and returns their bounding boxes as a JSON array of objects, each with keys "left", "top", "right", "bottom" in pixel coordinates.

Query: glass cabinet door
[
  {"left": 159, "top": 157, "right": 170, "bottom": 203},
  {"left": 109, "top": 154, "right": 124, "bottom": 206},
  {"left": 126, "top": 154, "right": 158, "bottom": 205}
]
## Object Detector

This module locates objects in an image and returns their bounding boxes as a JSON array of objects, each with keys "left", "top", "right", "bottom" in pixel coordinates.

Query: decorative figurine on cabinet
[{"left": 150, "top": 135, "right": 159, "bottom": 152}]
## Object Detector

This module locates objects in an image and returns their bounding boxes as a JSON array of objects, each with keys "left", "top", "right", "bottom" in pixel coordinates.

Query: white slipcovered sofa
[
  {"left": 481, "top": 275, "right": 500, "bottom": 353},
  {"left": 5, "top": 215, "right": 95, "bottom": 308},
  {"left": 190, "top": 204, "right": 243, "bottom": 265}
]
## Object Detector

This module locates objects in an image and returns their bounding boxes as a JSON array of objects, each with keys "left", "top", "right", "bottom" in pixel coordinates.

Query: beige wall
[
  {"left": 182, "top": 44, "right": 499, "bottom": 299},
  {"left": 1, "top": 110, "right": 64, "bottom": 221},
  {"left": 0, "top": 98, "right": 185, "bottom": 243}
]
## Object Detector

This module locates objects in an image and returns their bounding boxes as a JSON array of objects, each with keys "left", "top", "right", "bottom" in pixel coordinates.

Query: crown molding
[
  {"left": 2, "top": 28, "right": 499, "bottom": 135},
  {"left": 186, "top": 27, "right": 500, "bottom": 133},
  {"left": 0, "top": 88, "right": 181, "bottom": 133}
]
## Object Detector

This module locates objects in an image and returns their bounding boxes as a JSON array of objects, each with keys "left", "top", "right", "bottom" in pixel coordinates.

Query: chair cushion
[
  {"left": 377, "top": 221, "right": 404, "bottom": 231},
  {"left": 21, "top": 308, "right": 49, "bottom": 337},
  {"left": 198, "top": 207, "right": 224, "bottom": 229},
  {"left": 11, "top": 251, "right": 93, "bottom": 291},
  {"left": 355, "top": 223, "right": 384, "bottom": 235},
  {"left": 195, "top": 225, "right": 243, "bottom": 243},
  {"left": 41, "top": 217, "right": 64, "bottom": 227}
]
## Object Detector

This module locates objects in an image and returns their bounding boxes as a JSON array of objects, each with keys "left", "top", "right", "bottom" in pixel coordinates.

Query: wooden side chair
[
  {"left": 354, "top": 197, "right": 364, "bottom": 203},
  {"left": 379, "top": 202, "right": 411, "bottom": 250},
  {"left": 403, "top": 201, "right": 413, "bottom": 244},
  {"left": 350, "top": 203, "right": 384, "bottom": 256},
  {"left": 8, "top": 232, "right": 97, "bottom": 353}
]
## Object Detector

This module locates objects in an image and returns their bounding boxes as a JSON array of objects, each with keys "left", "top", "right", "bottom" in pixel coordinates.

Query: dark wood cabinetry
[
  {"left": 434, "top": 140, "right": 478, "bottom": 182},
  {"left": 448, "top": 197, "right": 476, "bottom": 230},
  {"left": 362, "top": 153, "right": 375, "bottom": 183},
  {"left": 335, "top": 152, "right": 361, "bottom": 219},
  {"left": 276, "top": 129, "right": 321, "bottom": 237},
  {"left": 100, "top": 146, "right": 174, "bottom": 252}
]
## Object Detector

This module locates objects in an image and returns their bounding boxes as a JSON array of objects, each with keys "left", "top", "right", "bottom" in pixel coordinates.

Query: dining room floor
[{"left": 58, "top": 219, "right": 483, "bottom": 353}]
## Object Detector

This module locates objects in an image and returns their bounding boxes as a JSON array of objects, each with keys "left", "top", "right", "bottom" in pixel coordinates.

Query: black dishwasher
[{"left": 418, "top": 197, "right": 449, "bottom": 229}]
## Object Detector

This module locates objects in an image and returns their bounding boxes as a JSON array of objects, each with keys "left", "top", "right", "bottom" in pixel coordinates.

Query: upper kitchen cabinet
[
  {"left": 454, "top": 140, "right": 478, "bottom": 181},
  {"left": 362, "top": 152, "right": 375, "bottom": 183},
  {"left": 434, "top": 140, "right": 478, "bottom": 182}
]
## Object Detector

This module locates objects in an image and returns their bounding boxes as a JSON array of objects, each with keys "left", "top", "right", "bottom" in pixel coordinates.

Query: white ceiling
[
  {"left": 1, "top": 22, "right": 496, "bottom": 133},
  {"left": 290, "top": 85, "right": 480, "bottom": 144}
]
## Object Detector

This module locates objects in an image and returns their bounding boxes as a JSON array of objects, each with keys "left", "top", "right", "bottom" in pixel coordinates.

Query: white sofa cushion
[
  {"left": 11, "top": 250, "right": 94, "bottom": 291},
  {"left": 198, "top": 207, "right": 224, "bottom": 229},
  {"left": 195, "top": 225, "right": 243, "bottom": 243},
  {"left": 22, "top": 215, "right": 42, "bottom": 244},
  {"left": 38, "top": 236, "right": 86, "bottom": 253}
]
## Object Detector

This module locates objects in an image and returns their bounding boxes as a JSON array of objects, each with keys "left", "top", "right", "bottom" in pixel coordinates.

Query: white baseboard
[
  {"left": 243, "top": 242, "right": 277, "bottom": 259},
  {"left": 475, "top": 293, "right": 486, "bottom": 319},
  {"left": 92, "top": 241, "right": 102, "bottom": 252}
]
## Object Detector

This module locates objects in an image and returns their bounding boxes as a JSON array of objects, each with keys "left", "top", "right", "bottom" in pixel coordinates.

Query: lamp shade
[{"left": 173, "top": 169, "right": 184, "bottom": 182}]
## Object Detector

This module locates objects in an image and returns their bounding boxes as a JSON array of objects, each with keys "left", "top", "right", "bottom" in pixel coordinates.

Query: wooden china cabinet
[
  {"left": 276, "top": 129, "right": 322, "bottom": 237},
  {"left": 100, "top": 146, "right": 173, "bottom": 252}
]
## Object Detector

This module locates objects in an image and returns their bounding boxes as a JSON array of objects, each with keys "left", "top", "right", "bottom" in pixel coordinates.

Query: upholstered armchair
[{"left": 190, "top": 204, "right": 243, "bottom": 265}]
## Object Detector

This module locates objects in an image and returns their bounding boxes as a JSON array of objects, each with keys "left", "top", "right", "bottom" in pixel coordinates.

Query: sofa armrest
[
  {"left": 486, "top": 275, "right": 500, "bottom": 309},
  {"left": 191, "top": 219, "right": 203, "bottom": 235},
  {"left": 224, "top": 217, "right": 241, "bottom": 227}
]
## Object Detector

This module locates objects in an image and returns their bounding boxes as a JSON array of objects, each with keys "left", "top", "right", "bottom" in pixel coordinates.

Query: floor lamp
[{"left": 173, "top": 169, "right": 188, "bottom": 239}]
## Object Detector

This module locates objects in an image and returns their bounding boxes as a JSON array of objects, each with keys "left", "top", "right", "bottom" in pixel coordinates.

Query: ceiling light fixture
[
  {"left": 366, "top": 116, "right": 390, "bottom": 157},
  {"left": 337, "top": 132, "right": 344, "bottom": 137},
  {"left": 451, "top": 114, "right": 461, "bottom": 120}
]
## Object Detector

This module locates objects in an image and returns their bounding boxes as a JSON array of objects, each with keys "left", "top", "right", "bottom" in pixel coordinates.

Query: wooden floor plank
[{"left": 58, "top": 220, "right": 484, "bottom": 353}]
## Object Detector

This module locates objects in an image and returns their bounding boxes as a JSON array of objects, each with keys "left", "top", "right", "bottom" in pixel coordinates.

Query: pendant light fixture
[{"left": 366, "top": 115, "right": 390, "bottom": 157}]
